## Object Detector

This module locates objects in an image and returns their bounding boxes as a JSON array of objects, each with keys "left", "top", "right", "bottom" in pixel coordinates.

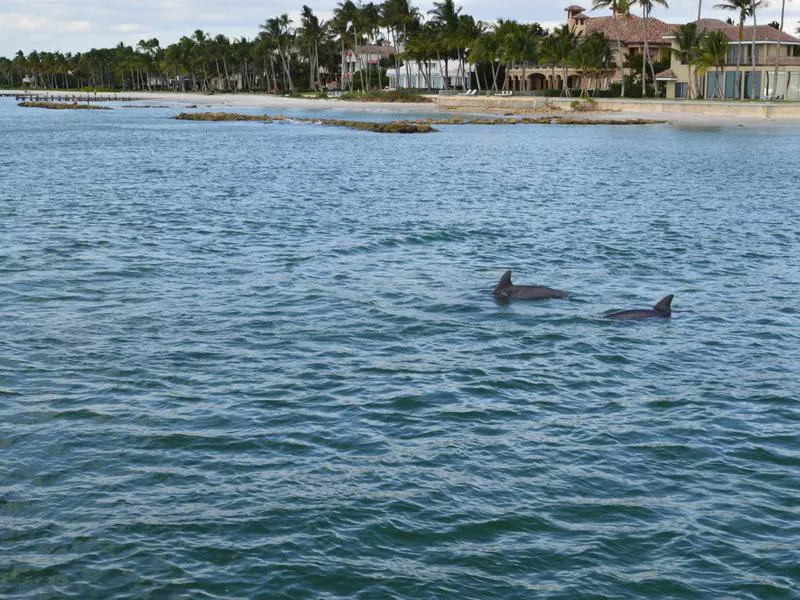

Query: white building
[{"left": 387, "top": 59, "right": 472, "bottom": 90}]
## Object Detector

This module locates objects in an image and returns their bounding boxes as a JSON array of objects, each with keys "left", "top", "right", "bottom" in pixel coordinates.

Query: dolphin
[
  {"left": 492, "top": 270, "right": 568, "bottom": 300},
  {"left": 605, "top": 295, "right": 674, "bottom": 320}
]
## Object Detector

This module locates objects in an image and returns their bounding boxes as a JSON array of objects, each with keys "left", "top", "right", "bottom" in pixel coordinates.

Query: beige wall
[{"left": 665, "top": 39, "right": 800, "bottom": 99}]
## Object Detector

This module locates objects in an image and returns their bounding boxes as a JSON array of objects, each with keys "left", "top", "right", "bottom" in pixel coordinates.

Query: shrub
[{"left": 570, "top": 99, "right": 599, "bottom": 112}]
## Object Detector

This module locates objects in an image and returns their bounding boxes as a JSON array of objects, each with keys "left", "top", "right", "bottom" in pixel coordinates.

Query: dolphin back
[{"left": 606, "top": 294, "right": 674, "bottom": 320}]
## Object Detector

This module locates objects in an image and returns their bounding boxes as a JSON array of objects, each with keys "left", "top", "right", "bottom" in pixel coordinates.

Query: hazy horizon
[{"left": 1, "top": 0, "right": 798, "bottom": 57}]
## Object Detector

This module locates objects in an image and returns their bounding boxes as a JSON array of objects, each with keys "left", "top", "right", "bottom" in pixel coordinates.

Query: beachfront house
[
  {"left": 340, "top": 44, "right": 469, "bottom": 90},
  {"left": 340, "top": 44, "right": 395, "bottom": 88},
  {"left": 658, "top": 20, "right": 800, "bottom": 100},
  {"left": 505, "top": 5, "right": 674, "bottom": 92},
  {"left": 386, "top": 59, "right": 469, "bottom": 90}
]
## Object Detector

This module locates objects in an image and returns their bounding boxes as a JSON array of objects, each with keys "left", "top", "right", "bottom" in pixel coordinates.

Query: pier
[{"left": 0, "top": 92, "right": 134, "bottom": 102}]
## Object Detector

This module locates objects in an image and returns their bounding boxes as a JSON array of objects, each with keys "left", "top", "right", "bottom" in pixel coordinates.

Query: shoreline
[{"left": 4, "top": 89, "right": 800, "bottom": 127}]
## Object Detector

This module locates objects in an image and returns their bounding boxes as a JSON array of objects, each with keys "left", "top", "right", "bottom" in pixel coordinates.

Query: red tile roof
[
  {"left": 664, "top": 19, "right": 800, "bottom": 43},
  {"left": 706, "top": 23, "right": 800, "bottom": 44},
  {"left": 584, "top": 14, "right": 674, "bottom": 46}
]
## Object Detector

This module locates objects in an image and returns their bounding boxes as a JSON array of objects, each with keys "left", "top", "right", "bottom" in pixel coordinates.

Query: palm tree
[
  {"left": 333, "top": 1, "right": 360, "bottom": 91},
  {"left": 405, "top": 24, "right": 439, "bottom": 90},
  {"left": 672, "top": 22, "right": 702, "bottom": 97},
  {"left": 539, "top": 34, "right": 560, "bottom": 93},
  {"left": 770, "top": 0, "right": 789, "bottom": 100},
  {"left": 698, "top": 30, "right": 729, "bottom": 97},
  {"left": 714, "top": 0, "right": 759, "bottom": 98},
  {"left": 261, "top": 15, "right": 295, "bottom": 93},
  {"left": 592, "top": 0, "right": 632, "bottom": 96},
  {"left": 382, "top": 0, "right": 404, "bottom": 88},
  {"left": 428, "top": 0, "right": 462, "bottom": 90},
  {"left": 551, "top": 25, "right": 579, "bottom": 96},
  {"left": 362, "top": 2, "right": 384, "bottom": 90},
  {"left": 299, "top": 6, "right": 325, "bottom": 91},
  {"left": 331, "top": 2, "right": 353, "bottom": 90},
  {"left": 636, "top": 0, "right": 669, "bottom": 97},
  {"left": 570, "top": 32, "right": 613, "bottom": 96},
  {"left": 470, "top": 28, "right": 502, "bottom": 91}
]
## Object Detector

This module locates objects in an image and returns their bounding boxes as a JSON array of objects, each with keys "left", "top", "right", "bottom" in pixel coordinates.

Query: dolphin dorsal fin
[
  {"left": 654, "top": 295, "right": 674, "bottom": 313},
  {"left": 493, "top": 270, "right": 513, "bottom": 295}
]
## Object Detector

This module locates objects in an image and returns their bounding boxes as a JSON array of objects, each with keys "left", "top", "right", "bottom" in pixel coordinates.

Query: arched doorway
[{"left": 528, "top": 73, "right": 547, "bottom": 91}]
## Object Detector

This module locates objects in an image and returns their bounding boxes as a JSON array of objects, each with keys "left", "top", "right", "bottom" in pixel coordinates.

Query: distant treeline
[{"left": 0, "top": 0, "right": 779, "bottom": 97}]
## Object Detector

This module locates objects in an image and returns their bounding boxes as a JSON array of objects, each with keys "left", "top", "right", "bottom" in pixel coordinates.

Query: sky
[{"left": 1, "top": 0, "right": 799, "bottom": 57}]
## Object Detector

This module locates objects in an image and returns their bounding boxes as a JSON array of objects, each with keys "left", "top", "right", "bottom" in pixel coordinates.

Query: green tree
[
  {"left": 298, "top": 6, "right": 326, "bottom": 90},
  {"left": 672, "top": 22, "right": 702, "bottom": 98},
  {"left": 592, "top": 0, "right": 632, "bottom": 96},
  {"left": 636, "top": 0, "right": 669, "bottom": 97},
  {"left": 382, "top": 0, "right": 420, "bottom": 89},
  {"left": 428, "top": 0, "right": 462, "bottom": 89},
  {"left": 714, "top": 0, "right": 760, "bottom": 98},
  {"left": 261, "top": 15, "right": 295, "bottom": 93},
  {"left": 469, "top": 28, "right": 502, "bottom": 91},
  {"left": 697, "top": 30, "right": 729, "bottom": 97},
  {"left": 551, "top": 25, "right": 579, "bottom": 96},
  {"left": 570, "top": 32, "right": 613, "bottom": 96},
  {"left": 770, "top": 0, "right": 790, "bottom": 100}
]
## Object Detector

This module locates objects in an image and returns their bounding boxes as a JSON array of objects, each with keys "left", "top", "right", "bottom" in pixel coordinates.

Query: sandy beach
[{"left": 123, "top": 90, "right": 440, "bottom": 115}]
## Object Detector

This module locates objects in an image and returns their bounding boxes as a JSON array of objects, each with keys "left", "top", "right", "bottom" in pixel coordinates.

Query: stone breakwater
[
  {"left": 175, "top": 111, "right": 665, "bottom": 132},
  {"left": 173, "top": 112, "right": 435, "bottom": 133},
  {"left": 17, "top": 101, "right": 112, "bottom": 110}
]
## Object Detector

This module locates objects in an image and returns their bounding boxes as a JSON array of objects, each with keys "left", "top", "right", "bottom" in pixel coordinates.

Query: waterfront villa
[
  {"left": 658, "top": 20, "right": 800, "bottom": 100},
  {"left": 505, "top": 5, "right": 675, "bottom": 92},
  {"left": 386, "top": 59, "right": 470, "bottom": 90}
]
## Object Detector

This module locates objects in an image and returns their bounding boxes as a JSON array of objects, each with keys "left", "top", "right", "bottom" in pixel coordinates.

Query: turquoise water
[{"left": 1, "top": 99, "right": 799, "bottom": 599}]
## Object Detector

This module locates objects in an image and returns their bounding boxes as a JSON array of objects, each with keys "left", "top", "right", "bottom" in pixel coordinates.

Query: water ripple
[{"left": 1, "top": 99, "right": 799, "bottom": 599}]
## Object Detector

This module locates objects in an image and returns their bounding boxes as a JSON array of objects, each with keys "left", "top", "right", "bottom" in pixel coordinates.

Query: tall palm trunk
[
  {"left": 308, "top": 45, "right": 315, "bottom": 90},
  {"left": 315, "top": 44, "right": 320, "bottom": 89},
  {"left": 222, "top": 57, "right": 230, "bottom": 92},
  {"left": 352, "top": 25, "right": 364, "bottom": 93},
  {"left": 340, "top": 37, "right": 347, "bottom": 91},
  {"left": 437, "top": 51, "right": 449, "bottom": 90},
  {"left": 612, "top": 11, "right": 626, "bottom": 96},
  {"left": 403, "top": 24, "right": 411, "bottom": 89},
  {"left": 642, "top": 6, "right": 649, "bottom": 96},
  {"left": 734, "top": 19, "right": 743, "bottom": 98},
  {"left": 770, "top": 0, "right": 786, "bottom": 100},
  {"left": 750, "top": 0, "right": 758, "bottom": 98}
]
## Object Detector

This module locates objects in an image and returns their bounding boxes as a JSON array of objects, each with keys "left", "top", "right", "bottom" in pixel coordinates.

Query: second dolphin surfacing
[
  {"left": 605, "top": 295, "right": 674, "bottom": 320},
  {"left": 492, "top": 270, "right": 569, "bottom": 300}
]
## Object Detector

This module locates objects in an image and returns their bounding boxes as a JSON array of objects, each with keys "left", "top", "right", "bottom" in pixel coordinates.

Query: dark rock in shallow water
[{"left": 173, "top": 112, "right": 435, "bottom": 133}]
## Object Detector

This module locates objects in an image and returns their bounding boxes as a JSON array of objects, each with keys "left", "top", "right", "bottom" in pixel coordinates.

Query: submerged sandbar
[{"left": 174, "top": 111, "right": 664, "bottom": 132}]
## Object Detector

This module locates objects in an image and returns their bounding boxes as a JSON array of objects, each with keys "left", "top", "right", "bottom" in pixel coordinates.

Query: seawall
[{"left": 436, "top": 96, "right": 800, "bottom": 120}]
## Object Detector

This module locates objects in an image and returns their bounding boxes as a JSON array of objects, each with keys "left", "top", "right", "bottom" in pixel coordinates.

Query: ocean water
[{"left": 1, "top": 98, "right": 798, "bottom": 599}]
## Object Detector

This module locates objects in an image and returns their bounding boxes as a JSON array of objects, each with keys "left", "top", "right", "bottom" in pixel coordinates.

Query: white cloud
[
  {"left": 1, "top": 0, "right": 798, "bottom": 56},
  {"left": 113, "top": 23, "right": 141, "bottom": 32},
  {"left": 65, "top": 20, "right": 92, "bottom": 32},
  {"left": 0, "top": 13, "right": 47, "bottom": 32}
]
